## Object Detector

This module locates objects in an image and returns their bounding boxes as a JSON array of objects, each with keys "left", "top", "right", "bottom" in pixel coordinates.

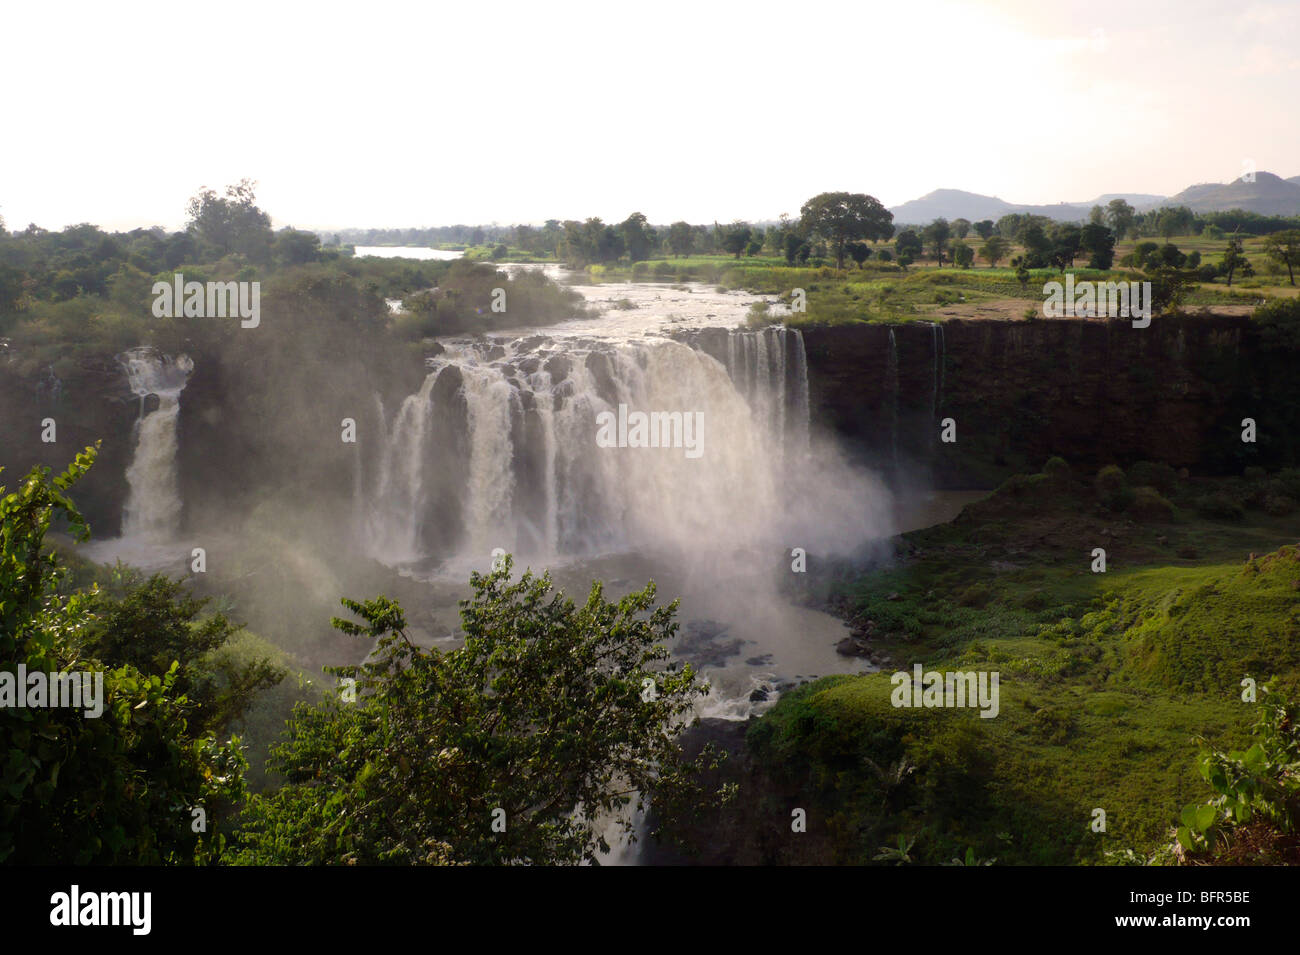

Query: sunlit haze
[{"left": 4, "top": 0, "right": 1298, "bottom": 230}]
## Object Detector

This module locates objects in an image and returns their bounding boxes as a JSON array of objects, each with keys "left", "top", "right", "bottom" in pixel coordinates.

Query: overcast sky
[{"left": 4, "top": 0, "right": 1297, "bottom": 232}]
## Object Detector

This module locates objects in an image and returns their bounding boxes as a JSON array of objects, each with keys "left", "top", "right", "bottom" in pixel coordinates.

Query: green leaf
[
  {"left": 1243, "top": 743, "right": 1266, "bottom": 773},
  {"left": 1194, "top": 805, "right": 1216, "bottom": 832}
]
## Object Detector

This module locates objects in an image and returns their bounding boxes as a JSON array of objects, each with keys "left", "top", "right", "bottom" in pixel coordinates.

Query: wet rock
[
  {"left": 675, "top": 619, "right": 746, "bottom": 667},
  {"left": 836, "top": 636, "right": 872, "bottom": 658}
]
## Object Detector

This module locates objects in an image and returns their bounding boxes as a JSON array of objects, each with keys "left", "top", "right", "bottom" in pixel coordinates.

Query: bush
[
  {"left": 1127, "top": 461, "right": 1178, "bottom": 496},
  {"left": 1031, "top": 706, "right": 1075, "bottom": 744},
  {"left": 1094, "top": 465, "right": 1132, "bottom": 512},
  {"left": 1196, "top": 492, "right": 1245, "bottom": 521},
  {"left": 1042, "top": 456, "right": 1071, "bottom": 482},
  {"left": 1263, "top": 495, "right": 1296, "bottom": 516},
  {"left": 1253, "top": 297, "right": 1300, "bottom": 325},
  {"left": 957, "top": 583, "right": 992, "bottom": 608},
  {"left": 1130, "top": 486, "right": 1175, "bottom": 522}
]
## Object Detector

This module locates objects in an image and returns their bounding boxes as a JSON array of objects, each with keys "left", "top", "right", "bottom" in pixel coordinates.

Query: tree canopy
[
  {"left": 799, "top": 192, "right": 893, "bottom": 270},
  {"left": 232, "top": 557, "right": 717, "bottom": 865}
]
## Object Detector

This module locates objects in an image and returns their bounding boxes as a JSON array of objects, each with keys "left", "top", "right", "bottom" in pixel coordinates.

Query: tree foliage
[
  {"left": 799, "top": 192, "right": 893, "bottom": 270},
  {"left": 1, "top": 448, "right": 245, "bottom": 864},
  {"left": 233, "top": 557, "right": 715, "bottom": 865}
]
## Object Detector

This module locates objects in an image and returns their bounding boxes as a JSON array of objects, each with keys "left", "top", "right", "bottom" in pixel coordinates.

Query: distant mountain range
[{"left": 889, "top": 172, "right": 1300, "bottom": 223}]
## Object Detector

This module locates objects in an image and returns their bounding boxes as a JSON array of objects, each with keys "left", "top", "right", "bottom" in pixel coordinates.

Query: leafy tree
[
  {"left": 1106, "top": 198, "right": 1136, "bottom": 240},
  {"left": 1019, "top": 222, "right": 1053, "bottom": 268},
  {"left": 667, "top": 221, "right": 694, "bottom": 258},
  {"left": 1152, "top": 243, "right": 1187, "bottom": 269},
  {"left": 185, "top": 179, "right": 273, "bottom": 261},
  {"left": 895, "top": 229, "right": 923, "bottom": 260},
  {"left": 233, "top": 558, "right": 716, "bottom": 865},
  {"left": 1080, "top": 223, "right": 1115, "bottom": 270},
  {"left": 1088, "top": 205, "right": 1106, "bottom": 226},
  {"left": 85, "top": 574, "right": 283, "bottom": 736},
  {"left": 973, "top": 220, "right": 995, "bottom": 240},
  {"left": 951, "top": 218, "right": 971, "bottom": 240},
  {"left": 995, "top": 213, "right": 1023, "bottom": 239},
  {"left": 1263, "top": 230, "right": 1300, "bottom": 286},
  {"left": 1, "top": 448, "right": 245, "bottom": 864},
  {"left": 1144, "top": 265, "right": 1197, "bottom": 315},
  {"left": 722, "top": 222, "right": 752, "bottom": 259},
  {"left": 621, "top": 213, "right": 655, "bottom": 263},
  {"left": 1049, "top": 225, "right": 1082, "bottom": 272},
  {"left": 950, "top": 240, "right": 974, "bottom": 269},
  {"left": 1014, "top": 260, "right": 1031, "bottom": 290},
  {"left": 783, "top": 232, "right": 805, "bottom": 266},
  {"left": 923, "top": 218, "right": 951, "bottom": 267},
  {"left": 979, "top": 235, "right": 1009, "bottom": 268},
  {"left": 1155, "top": 206, "right": 1195, "bottom": 242},
  {"left": 798, "top": 192, "right": 893, "bottom": 270},
  {"left": 1221, "top": 236, "right": 1253, "bottom": 287},
  {"left": 848, "top": 241, "right": 872, "bottom": 267},
  {"left": 273, "top": 228, "right": 323, "bottom": 266}
]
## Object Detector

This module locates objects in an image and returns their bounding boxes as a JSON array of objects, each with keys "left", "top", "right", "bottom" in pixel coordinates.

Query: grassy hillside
[{"left": 674, "top": 462, "right": 1300, "bottom": 864}]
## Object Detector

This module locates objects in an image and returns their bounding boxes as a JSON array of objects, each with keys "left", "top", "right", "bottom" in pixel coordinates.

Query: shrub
[
  {"left": 1043, "top": 456, "right": 1071, "bottom": 482},
  {"left": 1094, "top": 465, "right": 1132, "bottom": 512},
  {"left": 1129, "top": 486, "right": 1175, "bottom": 522},
  {"left": 1127, "top": 460, "right": 1178, "bottom": 496},
  {"left": 1263, "top": 495, "right": 1296, "bottom": 516},
  {"left": 1031, "top": 706, "right": 1075, "bottom": 744},
  {"left": 1171, "top": 685, "right": 1300, "bottom": 863},
  {"left": 1196, "top": 492, "right": 1245, "bottom": 521}
]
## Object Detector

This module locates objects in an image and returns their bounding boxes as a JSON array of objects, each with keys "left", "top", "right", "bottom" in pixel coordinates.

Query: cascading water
[
  {"left": 361, "top": 326, "right": 837, "bottom": 570},
  {"left": 120, "top": 347, "right": 193, "bottom": 540},
  {"left": 79, "top": 347, "right": 194, "bottom": 571}
]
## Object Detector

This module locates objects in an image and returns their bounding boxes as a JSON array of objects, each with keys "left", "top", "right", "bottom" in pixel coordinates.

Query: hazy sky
[{"left": 4, "top": 0, "right": 1298, "bottom": 231}]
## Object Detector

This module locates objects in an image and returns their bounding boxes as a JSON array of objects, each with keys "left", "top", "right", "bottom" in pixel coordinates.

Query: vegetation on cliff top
[{"left": 688, "top": 460, "right": 1300, "bottom": 865}]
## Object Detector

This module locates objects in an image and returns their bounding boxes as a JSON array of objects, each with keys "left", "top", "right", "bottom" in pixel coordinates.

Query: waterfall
[
  {"left": 119, "top": 347, "right": 193, "bottom": 540},
  {"left": 361, "top": 327, "right": 831, "bottom": 567}
]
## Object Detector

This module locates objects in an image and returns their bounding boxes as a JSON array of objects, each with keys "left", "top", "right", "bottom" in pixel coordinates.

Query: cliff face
[
  {"left": 0, "top": 353, "right": 140, "bottom": 537},
  {"left": 4, "top": 312, "right": 1292, "bottom": 538},
  {"left": 801, "top": 315, "right": 1288, "bottom": 485}
]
